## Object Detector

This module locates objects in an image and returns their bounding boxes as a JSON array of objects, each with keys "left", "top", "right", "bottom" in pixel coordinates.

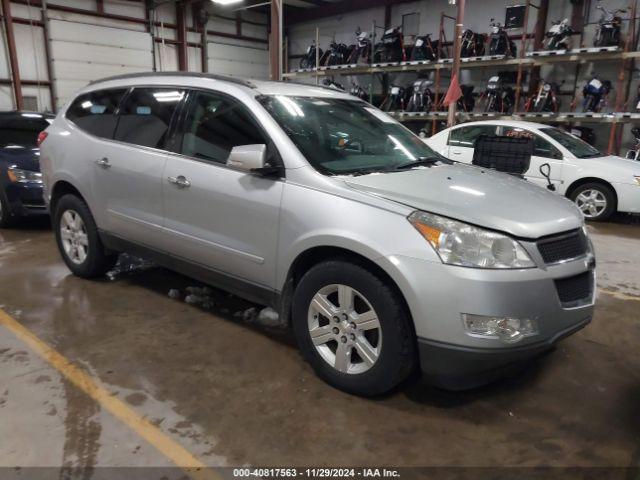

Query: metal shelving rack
[{"left": 283, "top": 0, "right": 640, "bottom": 155}]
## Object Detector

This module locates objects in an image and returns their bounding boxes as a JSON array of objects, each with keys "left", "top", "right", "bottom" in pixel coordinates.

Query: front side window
[
  {"left": 540, "top": 127, "right": 602, "bottom": 158},
  {"left": 448, "top": 125, "right": 497, "bottom": 147},
  {"left": 500, "top": 126, "right": 562, "bottom": 159},
  {"left": 258, "top": 95, "right": 444, "bottom": 175},
  {"left": 66, "top": 88, "right": 127, "bottom": 139},
  {"left": 180, "top": 91, "right": 269, "bottom": 164},
  {"left": 114, "top": 88, "right": 185, "bottom": 150}
]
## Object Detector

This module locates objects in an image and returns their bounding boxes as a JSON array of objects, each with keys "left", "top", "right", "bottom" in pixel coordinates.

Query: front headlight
[
  {"left": 7, "top": 167, "right": 42, "bottom": 184},
  {"left": 408, "top": 211, "right": 535, "bottom": 269}
]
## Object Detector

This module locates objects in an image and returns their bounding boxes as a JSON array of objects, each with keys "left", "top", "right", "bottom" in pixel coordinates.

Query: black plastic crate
[{"left": 472, "top": 134, "right": 533, "bottom": 175}]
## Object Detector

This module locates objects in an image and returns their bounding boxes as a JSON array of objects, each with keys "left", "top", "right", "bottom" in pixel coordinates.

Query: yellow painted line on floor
[
  {"left": 0, "top": 308, "right": 220, "bottom": 480},
  {"left": 599, "top": 288, "right": 640, "bottom": 302}
]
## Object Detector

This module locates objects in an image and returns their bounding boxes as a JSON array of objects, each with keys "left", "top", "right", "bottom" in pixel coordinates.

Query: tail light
[{"left": 36, "top": 131, "right": 48, "bottom": 147}]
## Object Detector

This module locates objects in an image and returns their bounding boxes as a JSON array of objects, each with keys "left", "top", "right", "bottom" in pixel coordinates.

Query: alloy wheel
[
  {"left": 59, "top": 209, "right": 89, "bottom": 265},
  {"left": 575, "top": 189, "right": 607, "bottom": 218},
  {"left": 307, "top": 284, "right": 382, "bottom": 375}
]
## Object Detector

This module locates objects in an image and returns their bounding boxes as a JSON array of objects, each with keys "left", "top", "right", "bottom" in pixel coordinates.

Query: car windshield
[
  {"left": 258, "top": 95, "right": 446, "bottom": 175},
  {"left": 540, "top": 127, "right": 602, "bottom": 158}
]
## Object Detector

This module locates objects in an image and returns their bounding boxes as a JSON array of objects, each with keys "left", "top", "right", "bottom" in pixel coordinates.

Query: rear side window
[
  {"left": 448, "top": 125, "right": 497, "bottom": 146},
  {"left": 66, "top": 89, "right": 127, "bottom": 139},
  {"left": 114, "top": 88, "right": 185, "bottom": 150},
  {"left": 179, "top": 90, "right": 269, "bottom": 164}
]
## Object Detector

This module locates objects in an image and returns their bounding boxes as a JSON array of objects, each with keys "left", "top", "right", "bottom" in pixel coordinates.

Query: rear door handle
[
  {"left": 95, "top": 157, "right": 111, "bottom": 168},
  {"left": 167, "top": 175, "right": 191, "bottom": 188}
]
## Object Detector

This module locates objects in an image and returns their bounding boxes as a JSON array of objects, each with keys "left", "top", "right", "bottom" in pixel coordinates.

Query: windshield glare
[
  {"left": 541, "top": 127, "right": 602, "bottom": 158},
  {"left": 258, "top": 95, "right": 444, "bottom": 174}
]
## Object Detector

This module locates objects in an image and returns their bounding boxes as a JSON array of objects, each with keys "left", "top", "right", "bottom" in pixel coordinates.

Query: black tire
[
  {"left": 0, "top": 192, "right": 17, "bottom": 228},
  {"left": 54, "top": 194, "right": 117, "bottom": 278},
  {"left": 292, "top": 259, "right": 416, "bottom": 397},
  {"left": 569, "top": 182, "right": 616, "bottom": 222}
]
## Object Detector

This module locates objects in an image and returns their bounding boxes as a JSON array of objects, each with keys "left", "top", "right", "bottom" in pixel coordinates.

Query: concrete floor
[{"left": 0, "top": 216, "right": 639, "bottom": 472}]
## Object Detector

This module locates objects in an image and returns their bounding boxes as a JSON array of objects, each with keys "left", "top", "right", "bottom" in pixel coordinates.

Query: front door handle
[
  {"left": 95, "top": 157, "right": 111, "bottom": 168},
  {"left": 167, "top": 175, "right": 191, "bottom": 188},
  {"left": 451, "top": 149, "right": 462, "bottom": 155}
]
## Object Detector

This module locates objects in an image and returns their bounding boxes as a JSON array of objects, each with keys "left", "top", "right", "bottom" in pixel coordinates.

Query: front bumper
[
  {"left": 3, "top": 182, "right": 48, "bottom": 217},
  {"left": 380, "top": 250, "right": 595, "bottom": 387}
]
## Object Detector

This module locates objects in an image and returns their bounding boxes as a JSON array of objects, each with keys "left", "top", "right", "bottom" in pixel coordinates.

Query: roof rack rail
[{"left": 89, "top": 72, "right": 256, "bottom": 89}]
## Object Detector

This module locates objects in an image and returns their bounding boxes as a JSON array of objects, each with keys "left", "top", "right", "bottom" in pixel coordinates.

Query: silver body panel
[{"left": 40, "top": 73, "right": 594, "bottom": 355}]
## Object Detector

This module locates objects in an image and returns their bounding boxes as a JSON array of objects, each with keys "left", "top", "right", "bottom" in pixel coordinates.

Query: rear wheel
[
  {"left": 54, "top": 194, "right": 117, "bottom": 278},
  {"left": 570, "top": 182, "right": 616, "bottom": 221},
  {"left": 0, "top": 192, "right": 16, "bottom": 228},
  {"left": 292, "top": 260, "right": 416, "bottom": 396}
]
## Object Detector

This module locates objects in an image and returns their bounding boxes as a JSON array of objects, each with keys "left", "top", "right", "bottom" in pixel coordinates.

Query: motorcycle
[
  {"left": 349, "top": 82, "right": 368, "bottom": 100},
  {"left": 380, "top": 85, "right": 407, "bottom": 112},
  {"left": 406, "top": 79, "right": 434, "bottom": 112},
  {"left": 346, "top": 28, "right": 372, "bottom": 65},
  {"left": 582, "top": 76, "right": 612, "bottom": 112},
  {"left": 625, "top": 127, "right": 640, "bottom": 160},
  {"left": 409, "top": 34, "right": 439, "bottom": 61},
  {"left": 299, "top": 42, "right": 322, "bottom": 69},
  {"left": 483, "top": 75, "right": 515, "bottom": 113},
  {"left": 373, "top": 26, "right": 406, "bottom": 63},
  {"left": 527, "top": 80, "right": 562, "bottom": 112},
  {"left": 488, "top": 19, "right": 517, "bottom": 57},
  {"left": 564, "top": 126, "right": 596, "bottom": 146},
  {"left": 457, "top": 84, "right": 475, "bottom": 112},
  {"left": 322, "top": 40, "right": 350, "bottom": 66},
  {"left": 322, "top": 78, "right": 345, "bottom": 91},
  {"left": 545, "top": 18, "right": 574, "bottom": 50},
  {"left": 594, "top": 4, "right": 626, "bottom": 47},
  {"left": 460, "top": 29, "right": 485, "bottom": 57}
]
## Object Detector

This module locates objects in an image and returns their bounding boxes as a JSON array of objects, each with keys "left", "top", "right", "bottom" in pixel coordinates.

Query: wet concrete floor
[{"left": 0, "top": 216, "right": 638, "bottom": 471}]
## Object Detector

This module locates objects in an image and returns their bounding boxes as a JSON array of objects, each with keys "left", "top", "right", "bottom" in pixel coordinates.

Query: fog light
[{"left": 462, "top": 314, "right": 538, "bottom": 343}]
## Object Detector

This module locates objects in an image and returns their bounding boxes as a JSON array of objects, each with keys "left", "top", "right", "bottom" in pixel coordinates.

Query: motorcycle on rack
[
  {"left": 380, "top": 85, "right": 407, "bottom": 112},
  {"left": 323, "top": 41, "right": 350, "bottom": 66},
  {"left": 483, "top": 75, "right": 515, "bottom": 113},
  {"left": 594, "top": 4, "right": 626, "bottom": 47},
  {"left": 527, "top": 80, "right": 562, "bottom": 112},
  {"left": 346, "top": 28, "right": 372, "bottom": 65},
  {"left": 373, "top": 26, "right": 406, "bottom": 63},
  {"left": 299, "top": 42, "right": 322, "bottom": 69},
  {"left": 457, "top": 84, "right": 476, "bottom": 112},
  {"left": 409, "top": 34, "right": 439, "bottom": 61},
  {"left": 625, "top": 127, "right": 640, "bottom": 160},
  {"left": 545, "top": 18, "right": 574, "bottom": 50},
  {"left": 349, "top": 82, "right": 369, "bottom": 100},
  {"left": 582, "top": 76, "right": 612, "bottom": 112},
  {"left": 406, "top": 79, "right": 434, "bottom": 112},
  {"left": 488, "top": 19, "right": 517, "bottom": 57},
  {"left": 460, "top": 29, "right": 486, "bottom": 57},
  {"left": 322, "top": 78, "right": 345, "bottom": 91}
]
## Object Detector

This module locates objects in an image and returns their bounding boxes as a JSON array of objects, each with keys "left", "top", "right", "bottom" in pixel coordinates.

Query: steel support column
[
  {"left": 269, "top": 0, "right": 282, "bottom": 80},
  {"left": 2, "top": 0, "right": 23, "bottom": 109},
  {"left": 176, "top": 1, "right": 188, "bottom": 71},
  {"left": 447, "top": 0, "right": 464, "bottom": 126}
]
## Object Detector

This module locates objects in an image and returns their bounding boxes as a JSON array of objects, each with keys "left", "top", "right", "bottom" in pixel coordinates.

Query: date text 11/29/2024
[{"left": 232, "top": 468, "right": 401, "bottom": 478}]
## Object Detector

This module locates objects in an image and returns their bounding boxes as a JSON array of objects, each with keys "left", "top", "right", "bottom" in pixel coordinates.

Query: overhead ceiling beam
[{"left": 284, "top": 0, "right": 415, "bottom": 25}]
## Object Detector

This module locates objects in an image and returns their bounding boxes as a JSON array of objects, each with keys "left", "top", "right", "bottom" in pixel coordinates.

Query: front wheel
[
  {"left": 54, "top": 194, "right": 117, "bottom": 278},
  {"left": 570, "top": 182, "right": 616, "bottom": 221},
  {"left": 292, "top": 260, "right": 416, "bottom": 396}
]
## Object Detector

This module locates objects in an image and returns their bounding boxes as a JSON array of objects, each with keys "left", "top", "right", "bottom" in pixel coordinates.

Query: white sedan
[{"left": 426, "top": 120, "right": 640, "bottom": 221}]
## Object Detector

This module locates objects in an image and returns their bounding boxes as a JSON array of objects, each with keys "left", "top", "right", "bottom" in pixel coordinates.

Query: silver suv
[{"left": 40, "top": 73, "right": 595, "bottom": 396}]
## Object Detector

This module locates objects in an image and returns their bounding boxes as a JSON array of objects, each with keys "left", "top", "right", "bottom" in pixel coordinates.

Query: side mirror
[
  {"left": 227, "top": 144, "right": 275, "bottom": 175},
  {"left": 539, "top": 162, "right": 556, "bottom": 191}
]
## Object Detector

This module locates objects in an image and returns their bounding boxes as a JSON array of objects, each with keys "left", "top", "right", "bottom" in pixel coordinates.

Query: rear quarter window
[{"left": 66, "top": 88, "right": 128, "bottom": 139}]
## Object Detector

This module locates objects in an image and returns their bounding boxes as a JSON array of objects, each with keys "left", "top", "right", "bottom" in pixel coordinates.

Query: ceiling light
[{"left": 212, "top": 0, "right": 243, "bottom": 5}]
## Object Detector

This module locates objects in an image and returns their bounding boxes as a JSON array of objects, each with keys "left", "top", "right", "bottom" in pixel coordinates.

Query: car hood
[
  {"left": 581, "top": 154, "right": 640, "bottom": 178},
  {"left": 342, "top": 163, "right": 583, "bottom": 239},
  {"left": 0, "top": 147, "right": 40, "bottom": 172}
]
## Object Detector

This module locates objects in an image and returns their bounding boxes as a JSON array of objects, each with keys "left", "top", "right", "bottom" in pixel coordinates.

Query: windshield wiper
[{"left": 393, "top": 156, "right": 441, "bottom": 170}]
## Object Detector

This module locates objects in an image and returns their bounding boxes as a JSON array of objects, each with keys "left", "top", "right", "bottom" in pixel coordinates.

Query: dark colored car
[{"left": 0, "top": 111, "right": 54, "bottom": 227}]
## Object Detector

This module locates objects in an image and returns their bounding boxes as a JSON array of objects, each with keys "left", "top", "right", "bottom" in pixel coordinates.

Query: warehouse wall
[
  {"left": 0, "top": 0, "right": 269, "bottom": 112},
  {"left": 286, "top": 0, "right": 638, "bottom": 151}
]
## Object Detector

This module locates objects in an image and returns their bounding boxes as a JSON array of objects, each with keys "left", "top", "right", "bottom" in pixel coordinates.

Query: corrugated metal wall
[{"left": 0, "top": 0, "right": 269, "bottom": 112}]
